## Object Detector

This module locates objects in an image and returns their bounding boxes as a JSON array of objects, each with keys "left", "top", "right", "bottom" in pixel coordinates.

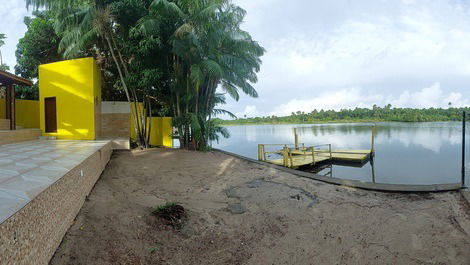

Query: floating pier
[{"left": 258, "top": 127, "right": 375, "bottom": 169}]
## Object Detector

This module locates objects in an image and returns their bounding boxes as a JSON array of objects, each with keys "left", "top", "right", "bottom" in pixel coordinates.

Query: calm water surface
[{"left": 213, "top": 122, "right": 469, "bottom": 185}]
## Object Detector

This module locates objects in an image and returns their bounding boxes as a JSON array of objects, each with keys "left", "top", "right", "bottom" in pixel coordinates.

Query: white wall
[{"left": 101, "top": 101, "right": 130, "bottom": 114}]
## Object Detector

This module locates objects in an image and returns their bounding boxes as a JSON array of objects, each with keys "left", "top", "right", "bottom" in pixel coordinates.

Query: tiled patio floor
[{"left": 0, "top": 140, "right": 110, "bottom": 223}]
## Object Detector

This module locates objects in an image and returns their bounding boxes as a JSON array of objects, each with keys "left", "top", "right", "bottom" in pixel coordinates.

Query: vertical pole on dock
[
  {"left": 294, "top": 128, "right": 299, "bottom": 150},
  {"left": 258, "top": 144, "right": 262, "bottom": 161},
  {"left": 462, "top": 112, "right": 466, "bottom": 187},
  {"left": 329, "top": 144, "right": 332, "bottom": 161},
  {"left": 371, "top": 125, "right": 376, "bottom": 154},
  {"left": 283, "top": 145, "right": 288, "bottom": 167},
  {"left": 311, "top": 146, "right": 315, "bottom": 166}
]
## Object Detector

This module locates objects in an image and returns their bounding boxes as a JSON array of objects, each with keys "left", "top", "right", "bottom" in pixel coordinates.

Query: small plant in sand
[{"left": 151, "top": 202, "right": 186, "bottom": 229}]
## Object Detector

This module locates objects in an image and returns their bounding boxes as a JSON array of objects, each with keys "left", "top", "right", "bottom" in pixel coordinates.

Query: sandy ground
[{"left": 50, "top": 149, "right": 470, "bottom": 265}]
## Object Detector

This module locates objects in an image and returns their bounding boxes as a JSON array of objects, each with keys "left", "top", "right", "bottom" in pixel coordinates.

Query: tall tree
[
  {"left": 13, "top": 11, "right": 61, "bottom": 99},
  {"left": 140, "top": 0, "right": 265, "bottom": 149},
  {"left": 25, "top": 0, "right": 265, "bottom": 150},
  {"left": 0, "top": 33, "right": 10, "bottom": 71},
  {"left": 26, "top": 0, "right": 151, "bottom": 147},
  {"left": 15, "top": 11, "right": 61, "bottom": 80}
]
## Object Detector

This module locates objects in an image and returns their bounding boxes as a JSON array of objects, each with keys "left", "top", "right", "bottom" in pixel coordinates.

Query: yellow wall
[
  {"left": 131, "top": 115, "right": 173, "bottom": 147},
  {"left": 0, "top": 98, "right": 40, "bottom": 128},
  {"left": 156, "top": 117, "right": 173, "bottom": 147},
  {"left": 0, "top": 98, "right": 5, "bottom": 119},
  {"left": 16, "top": 100, "right": 40, "bottom": 128},
  {"left": 39, "top": 57, "right": 101, "bottom": 140}
]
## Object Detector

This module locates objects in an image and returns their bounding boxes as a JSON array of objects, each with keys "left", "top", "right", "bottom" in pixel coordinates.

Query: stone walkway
[{"left": 0, "top": 140, "right": 109, "bottom": 223}]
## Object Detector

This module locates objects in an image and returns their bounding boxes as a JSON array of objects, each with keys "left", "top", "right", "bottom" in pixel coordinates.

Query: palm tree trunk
[
  {"left": 111, "top": 35, "right": 147, "bottom": 146},
  {"left": 104, "top": 35, "right": 145, "bottom": 146},
  {"left": 112, "top": 37, "right": 147, "bottom": 146}
]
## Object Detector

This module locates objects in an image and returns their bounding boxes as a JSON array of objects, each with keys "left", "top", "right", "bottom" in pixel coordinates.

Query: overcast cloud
[
  {"left": 2, "top": 0, "right": 470, "bottom": 117},
  {"left": 228, "top": 0, "right": 470, "bottom": 117}
]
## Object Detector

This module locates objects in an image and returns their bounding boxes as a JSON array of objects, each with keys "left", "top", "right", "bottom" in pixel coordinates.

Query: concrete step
[
  {"left": 0, "top": 129, "right": 42, "bottom": 145},
  {"left": 0, "top": 119, "right": 10, "bottom": 130}
]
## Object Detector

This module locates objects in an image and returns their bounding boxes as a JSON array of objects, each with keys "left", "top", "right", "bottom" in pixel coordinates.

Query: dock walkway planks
[{"left": 267, "top": 149, "right": 372, "bottom": 168}]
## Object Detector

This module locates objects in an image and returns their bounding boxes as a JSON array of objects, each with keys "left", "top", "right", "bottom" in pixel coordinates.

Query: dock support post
[
  {"left": 288, "top": 150, "right": 293, "bottom": 168},
  {"left": 258, "top": 144, "right": 263, "bottom": 161},
  {"left": 371, "top": 125, "right": 376, "bottom": 154},
  {"left": 462, "top": 112, "right": 466, "bottom": 187},
  {"left": 294, "top": 128, "right": 299, "bottom": 150},
  {"left": 283, "top": 145, "right": 288, "bottom": 167},
  {"left": 329, "top": 144, "right": 332, "bottom": 161},
  {"left": 311, "top": 146, "right": 315, "bottom": 166}
]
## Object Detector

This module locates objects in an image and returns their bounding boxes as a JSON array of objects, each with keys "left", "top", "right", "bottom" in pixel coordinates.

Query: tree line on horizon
[
  {"left": 2, "top": 0, "right": 264, "bottom": 149},
  {"left": 219, "top": 104, "right": 469, "bottom": 124}
]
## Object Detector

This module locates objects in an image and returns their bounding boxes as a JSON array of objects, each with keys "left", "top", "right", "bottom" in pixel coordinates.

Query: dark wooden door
[{"left": 44, "top": 97, "right": 57, "bottom": 133}]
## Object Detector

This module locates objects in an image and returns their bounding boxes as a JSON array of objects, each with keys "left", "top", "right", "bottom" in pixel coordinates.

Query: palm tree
[
  {"left": 0, "top": 33, "right": 9, "bottom": 71},
  {"left": 140, "top": 0, "right": 264, "bottom": 149},
  {"left": 26, "top": 0, "right": 264, "bottom": 150},
  {"left": 0, "top": 33, "right": 5, "bottom": 65},
  {"left": 26, "top": 0, "right": 150, "bottom": 147}
]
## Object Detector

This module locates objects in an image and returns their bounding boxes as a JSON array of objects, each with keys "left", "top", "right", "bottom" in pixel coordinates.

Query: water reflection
[{"left": 213, "top": 122, "right": 467, "bottom": 185}]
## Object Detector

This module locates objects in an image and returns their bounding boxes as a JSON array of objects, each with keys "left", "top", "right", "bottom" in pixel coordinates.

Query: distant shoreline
[
  {"left": 217, "top": 106, "right": 467, "bottom": 126},
  {"left": 219, "top": 119, "right": 461, "bottom": 126}
]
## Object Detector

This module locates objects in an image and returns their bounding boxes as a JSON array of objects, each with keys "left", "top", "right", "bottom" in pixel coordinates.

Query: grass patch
[{"left": 152, "top": 202, "right": 179, "bottom": 214}]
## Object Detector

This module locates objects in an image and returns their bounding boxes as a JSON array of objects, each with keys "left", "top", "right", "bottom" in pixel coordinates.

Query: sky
[{"left": 2, "top": 0, "right": 470, "bottom": 117}]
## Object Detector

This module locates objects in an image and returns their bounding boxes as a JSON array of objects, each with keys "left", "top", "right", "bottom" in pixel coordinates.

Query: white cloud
[
  {"left": 236, "top": 105, "right": 260, "bottom": 118},
  {"left": 269, "top": 83, "right": 469, "bottom": 116},
  {"left": 391, "top": 83, "right": 468, "bottom": 108},
  {"left": 0, "top": 1, "right": 31, "bottom": 69},
  {"left": 228, "top": 0, "right": 470, "bottom": 116},
  {"left": 2, "top": 0, "right": 470, "bottom": 117}
]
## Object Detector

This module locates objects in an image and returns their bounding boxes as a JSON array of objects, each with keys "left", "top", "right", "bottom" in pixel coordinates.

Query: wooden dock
[
  {"left": 257, "top": 127, "right": 375, "bottom": 169},
  {"left": 289, "top": 149, "right": 371, "bottom": 161},
  {"left": 261, "top": 146, "right": 372, "bottom": 169}
]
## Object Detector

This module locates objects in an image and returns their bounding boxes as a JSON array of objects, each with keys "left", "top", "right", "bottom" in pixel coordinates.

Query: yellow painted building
[
  {"left": 18, "top": 57, "right": 174, "bottom": 145},
  {"left": 39, "top": 57, "right": 101, "bottom": 140}
]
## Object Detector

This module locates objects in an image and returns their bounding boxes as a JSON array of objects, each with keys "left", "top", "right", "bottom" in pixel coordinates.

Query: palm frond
[{"left": 213, "top": 108, "right": 237, "bottom": 119}]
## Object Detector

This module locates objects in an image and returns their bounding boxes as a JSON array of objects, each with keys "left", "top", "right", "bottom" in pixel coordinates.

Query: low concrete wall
[
  {"left": 0, "top": 119, "right": 9, "bottom": 130},
  {"left": 102, "top": 101, "right": 173, "bottom": 147},
  {"left": 0, "top": 141, "right": 112, "bottom": 265},
  {"left": 101, "top": 113, "right": 130, "bottom": 138},
  {"left": 0, "top": 129, "right": 41, "bottom": 145},
  {"left": 101, "top": 101, "right": 131, "bottom": 138}
]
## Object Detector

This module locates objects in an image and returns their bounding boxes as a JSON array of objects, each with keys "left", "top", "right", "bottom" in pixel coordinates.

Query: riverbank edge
[
  {"left": 213, "top": 148, "right": 463, "bottom": 193},
  {"left": 218, "top": 120, "right": 461, "bottom": 126},
  {"left": 462, "top": 189, "right": 470, "bottom": 206}
]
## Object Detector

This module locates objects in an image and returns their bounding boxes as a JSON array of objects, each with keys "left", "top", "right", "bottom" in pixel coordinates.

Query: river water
[{"left": 213, "top": 122, "right": 469, "bottom": 185}]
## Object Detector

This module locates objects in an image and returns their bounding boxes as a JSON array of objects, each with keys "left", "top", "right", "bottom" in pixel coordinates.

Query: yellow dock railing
[
  {"left": 257, "top": 126, "right": 374, "bottom": 168},
  {"left": 258, "top": 143, "right": 332, "bottom": 168}
]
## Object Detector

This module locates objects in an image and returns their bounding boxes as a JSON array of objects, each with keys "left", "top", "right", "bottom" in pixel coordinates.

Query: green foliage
[
  {"left": 148, "top": 247, "right": 157, "bottom": 254},
  {"left": 0, "top": 33, "right": 5, "bottom": 47},
  {"left": 221, "top": 105, "right": 469, "bottom": 125},
  {"left": 24, "top": 0, "right": 264, "bottom": 149},
  {"left": 12, "top": 11, "right": 61, "bottom": 99},
  {"left": 15, "top": 11, "right": 61, "bottom": 80},
  {"left": 0, "top": 64, "right": 9, "bottom": 71},
  {"left": 151, "top": 202, "right": 178, "bottom": 214},
  {"left": 137, "top": 0, "right": 264, "bottom": 149},
  {"left": 0, "top": 33, "right": 9, "bottom": 71}
]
